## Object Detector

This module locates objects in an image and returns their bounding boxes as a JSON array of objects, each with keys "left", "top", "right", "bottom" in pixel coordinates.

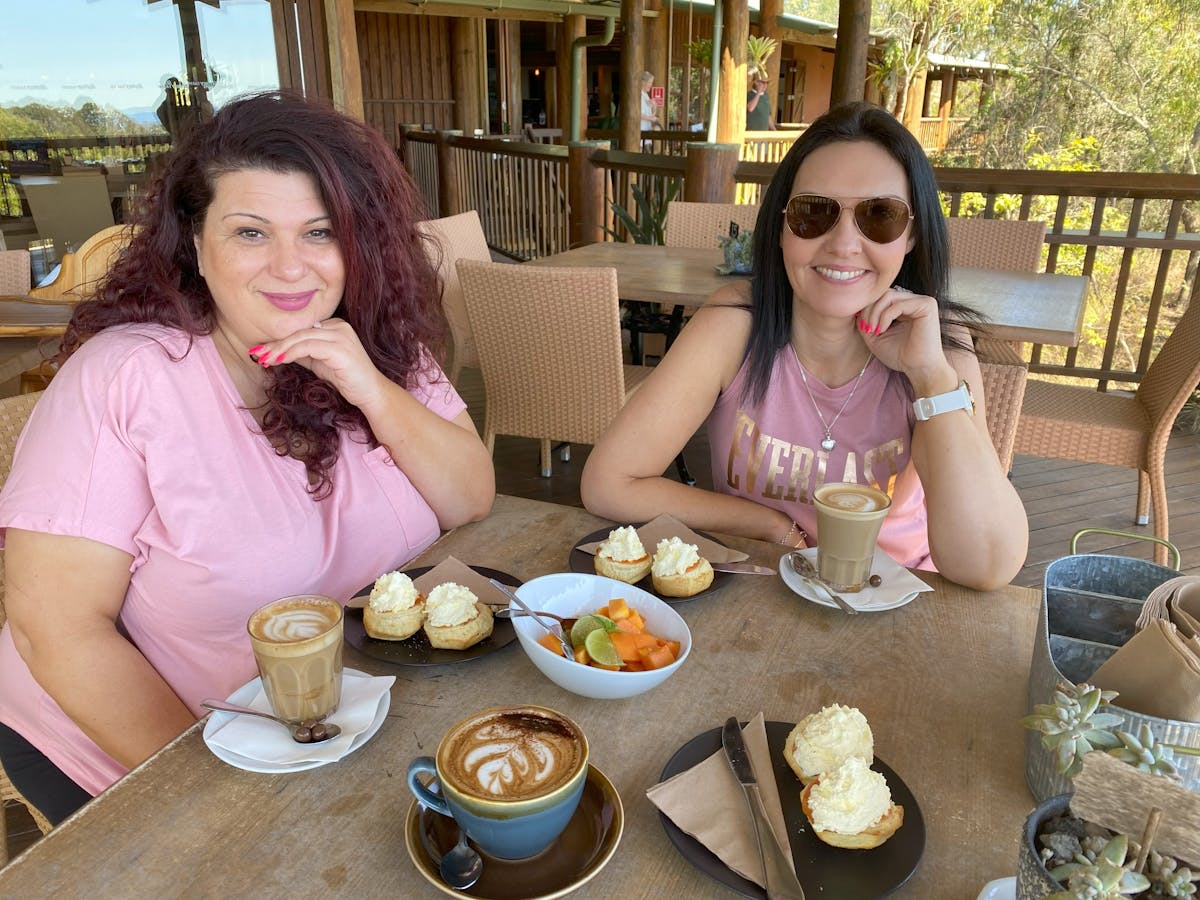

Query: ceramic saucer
[
  {"left": 404, "top": 764, "right": 623, "bottom": 899},
  {"left": 779, "top": 547, "right": 933, "bottom": 613}
]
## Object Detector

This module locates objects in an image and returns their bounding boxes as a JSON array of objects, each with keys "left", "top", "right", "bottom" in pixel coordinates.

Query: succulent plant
[
  {"left": 1146, "top": 850, "right": 1200, "bottom": 897},
  {"left": 1023, "top": 682, "right": 1125, "bottom": 778},
  {"left": 717, "top": 228, "right": 754, "bottom": 273},
  {"left": 1048, "top": 834, "right": 1152, "bottom": 899},
  {"left": 1109, "top": 723, "right": 1181, "bottom": 780}
]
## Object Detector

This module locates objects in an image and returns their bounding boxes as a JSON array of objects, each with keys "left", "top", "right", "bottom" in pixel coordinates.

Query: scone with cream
[
  {"left": 594, "top": 525, "right": 652, "bottom": 584},
  {"left": 650, "top": 536, "right": 714, "bottom": 598},
  {"left": 799, "top": 756, "right": 904, "bottom": 849},
  {"left": 422, "top": 582, "right": 494, "bottom": 650},
  {"left": 363, "top": 571, "right": 424, "bottom": 640},
  {"left": 784, "top": 703, "right": 874, "bottom": 785}
]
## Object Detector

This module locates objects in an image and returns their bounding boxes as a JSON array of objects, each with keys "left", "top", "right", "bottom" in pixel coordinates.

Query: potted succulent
[
  {"left": 1019, "top": 682, "right": 1200, "bottom": 899},
  {"left": 717, "top": 226, "right": 753, "bottom": 274}
]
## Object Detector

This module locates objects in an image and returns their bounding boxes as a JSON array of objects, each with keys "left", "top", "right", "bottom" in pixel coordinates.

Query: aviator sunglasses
[{"left": 784, "top": 194, "right": 914, "bottom": 244}]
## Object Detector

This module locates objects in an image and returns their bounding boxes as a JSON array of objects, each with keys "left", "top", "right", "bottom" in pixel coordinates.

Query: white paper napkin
[
  {"left": 206, "top": 669, "right": 394, "bottom": 765},
  {"left": 780, "top": 547, "right": 932, "bottom": 612}
]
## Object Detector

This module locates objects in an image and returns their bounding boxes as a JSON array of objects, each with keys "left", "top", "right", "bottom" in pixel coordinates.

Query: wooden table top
[
  {"left": 0, "top": 337, "right": 52, "bottom": 383},
  {"left": 0, "top": 297, "right": 73, "bottom": 337},
  {"left": 531, "top": 243, "right": 1089, "bottom": 347},
  {"left": 0, "top": 495, "right": 1041, "bottom": 897}
]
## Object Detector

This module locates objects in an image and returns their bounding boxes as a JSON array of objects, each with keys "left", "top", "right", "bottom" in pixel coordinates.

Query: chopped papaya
[
  {"left": 631, "top": 632, "right": 659, "bottom": 649},
  {"left": 595, "top": 604, "right": 609, "bottom": 618},
  {"left": 615, "top": 617, "right": 642, "bottom": 634},
  {"left": 537, "top": 632, "right": 568, "bottom": 657},
  {"left": 573, "top": 645, "right": 591, "bottom": 665},
  {"left": 638, "top": 643, "right": 676, "bottom": 670},
  {"left": 609, "top": 630, "right": 642, "bottom": 662},
  {"left": 607, "top": 597, "right": 630, "bottom": 620},
  {"left": 594, "top": 663, "right": 622, "bottom": 671},
  {"left": 625, "top": 610, "right": 646, "bottom": 631},
  {"left": 624, "top": 661, "right": 647, "bottom": 672},
  {"left": 662, "top": 639, "right": 681, "bottom": 657}
]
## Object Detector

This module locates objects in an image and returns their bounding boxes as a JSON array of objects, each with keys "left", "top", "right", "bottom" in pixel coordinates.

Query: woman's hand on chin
[
  {"left": 249, "top": 318, "right": 388, "bottom": 410},
  {"left": 855, "top": 288, "right": 952, "bottom": 387}
]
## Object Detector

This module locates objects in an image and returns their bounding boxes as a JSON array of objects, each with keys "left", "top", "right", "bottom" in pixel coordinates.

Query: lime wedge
[
  {"left": 569, "top": 614, "right": 616, "bottom": 649},
  {"left": 584, "top": 628, "right": 623, "bottom": 667}
]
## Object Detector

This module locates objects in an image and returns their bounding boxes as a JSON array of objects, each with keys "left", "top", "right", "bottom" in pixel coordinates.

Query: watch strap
[{"left": 913, "top": 380, "right": 975, "bottom": 421}]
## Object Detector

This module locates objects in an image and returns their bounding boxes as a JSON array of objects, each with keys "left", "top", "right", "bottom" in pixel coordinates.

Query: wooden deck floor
[{"left": 6, "top": 368, "right": 1197, "bottom": 863}]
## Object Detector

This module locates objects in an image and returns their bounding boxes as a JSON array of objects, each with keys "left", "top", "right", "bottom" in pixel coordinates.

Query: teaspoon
[
  {"left": 785, "top": 551, "right": 859, "bottom": 615},
  {"left": 201, "top": 699, "right": 343, "bottom": 743},
  {"left": 439, "top": 825, "right": 484, "bottom": 890}
]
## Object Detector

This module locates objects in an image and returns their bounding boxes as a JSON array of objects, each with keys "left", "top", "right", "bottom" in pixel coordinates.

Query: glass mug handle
[{"left": 406, "top": 757, "right": 452, "bottom": 817}]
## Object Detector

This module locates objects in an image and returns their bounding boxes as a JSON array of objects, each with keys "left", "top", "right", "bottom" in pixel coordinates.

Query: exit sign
[{"left": 650, "top": 86, "right": 664, "bottom": 104}]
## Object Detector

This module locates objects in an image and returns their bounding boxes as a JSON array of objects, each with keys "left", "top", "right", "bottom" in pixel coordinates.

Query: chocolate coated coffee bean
[
  {"left": 311, "top": 723, "right": 328, "bottom": 741},
  {"left": 869, "top": 574, "right": 882, "bottom": 587},
  {"left": 294, "top": 725, "right": 313, "bottom": 743}
]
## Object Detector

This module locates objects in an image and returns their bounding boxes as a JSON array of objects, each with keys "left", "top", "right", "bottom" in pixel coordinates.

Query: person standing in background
[
  {"left": 640, "top": 72, "right": 661, "bottom": 131},
  {"left": 746, "top": 76, "right": 777, "bottom": 131}
]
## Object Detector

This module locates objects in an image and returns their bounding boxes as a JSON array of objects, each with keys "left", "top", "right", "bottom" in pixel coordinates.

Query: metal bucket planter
[
  {"left": 1016, "top": 794, "right": 1072, "bottom": 900},
  {"left": 1025, "top": 531, "right": 1200, "bottom": 801}
]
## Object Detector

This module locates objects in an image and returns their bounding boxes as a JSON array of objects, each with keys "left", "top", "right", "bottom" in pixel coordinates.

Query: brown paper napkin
[
  {"left": 347, "top": 556, "right": 511, "bottom": 609},
  {"left": 646, "top": 713, "right": 795, "bottom": 888},
  {"left": 1091, "top": 618, "right": 1200, "bottom": 722},
  {"left": 577, "top": 513, "right": 749, "bottom": 564}
]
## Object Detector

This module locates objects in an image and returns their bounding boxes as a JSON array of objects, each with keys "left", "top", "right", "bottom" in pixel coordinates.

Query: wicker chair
[
  {"left": 980, "top": 361, "right": 1029, "bottom": 474},
  {"left": 0, "top": 391, "right": 52, "bottom": 863},
  {"left": 1013, "top": 292, "right": 1200, "bottom": 565},
  {"left": 457, "top": 259, "right": 652, "bottom": 477},
  {"left": 0, "top": 251, "right": 31, "bottom": 295},
  {"left": 946, "top": 218, "right": 1047, "bottom": 365},
  {"left": 417, "top": 210, "right": 491, "bottom": 386}
]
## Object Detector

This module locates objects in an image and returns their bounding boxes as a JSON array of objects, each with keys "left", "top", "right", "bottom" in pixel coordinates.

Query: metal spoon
[
  {"left": 487, "top": 578, "right": 575, "bottom": 658},
  {"left": 439, "top": 825, "right": 484, "bottom": 890},
  {"left": 784, "top": 550, "right": 859, "bottom": 615},
  {"left": 490, "top": 606, "right": 568, "bottom": 624},
  {"left": 201, "top": 699, "right": 343, "bottom": 743}
]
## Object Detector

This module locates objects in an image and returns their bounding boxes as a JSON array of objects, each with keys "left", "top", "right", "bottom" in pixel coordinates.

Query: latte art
[
  {"left": 442, "top": 710, "right": 585, "bottom": 801},
  {"left": 823, "top": 489, "right": 884, "bottom": 512},
  {"left": 256, "top": 606, "right": 339, "bottom": 642}
]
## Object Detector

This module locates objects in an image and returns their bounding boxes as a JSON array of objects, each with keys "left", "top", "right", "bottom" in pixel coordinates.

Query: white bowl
[{"left": 512, "top": 573, "right": 692, "bottom": 700}]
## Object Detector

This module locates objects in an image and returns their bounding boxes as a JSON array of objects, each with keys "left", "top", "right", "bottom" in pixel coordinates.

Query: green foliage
[
  {"left": 1047, "top": 834, "right": 1152, "bottom": 899},
  {"left": 747, "top": 35, "right": 779, "bottom": 79},
  {"left": 0, "top": 102, "right": 144, "bottom": 141},
  {"left": 606, "top": 178, "right": 681, "bottom": 246}
]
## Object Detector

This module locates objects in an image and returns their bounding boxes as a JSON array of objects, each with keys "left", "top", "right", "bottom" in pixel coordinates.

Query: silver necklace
[{"left": 792, "top": 346, "right": 869, "bottom": 452}]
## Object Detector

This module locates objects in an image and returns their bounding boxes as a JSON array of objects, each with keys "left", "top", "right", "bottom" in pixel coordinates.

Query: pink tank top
[{"left": 708, "top": 346, "right": 933, "bottom": 569}]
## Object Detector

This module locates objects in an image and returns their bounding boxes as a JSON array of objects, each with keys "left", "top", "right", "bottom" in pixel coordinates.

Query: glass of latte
[
  {"left": 813, "top": 482, "right": 892, "bottom": 592},
  {"left": 246, "top": 594, "right": 344, "bottom": 724},
  {"left": 407, "top": 705, "right": 589, "bottom": 860}
]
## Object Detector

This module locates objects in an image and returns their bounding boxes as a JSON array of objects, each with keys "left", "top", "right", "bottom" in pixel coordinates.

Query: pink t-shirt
[
  {"left": 708, "top": 346, "right": 933, "bottom": 569},
  {"left": 0, "top": 325, "right": 465, "bottom": 795}
]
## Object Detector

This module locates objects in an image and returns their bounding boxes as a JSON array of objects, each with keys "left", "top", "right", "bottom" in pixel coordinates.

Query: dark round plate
[
  {"left": 568, "top": 526, "right": 730, "bottom": 603},
  {"left": 658, "top": 721, "right": 925, "bottom": 898},
  {"left": 344, "top": 565, "right": 519, "bottom": 667},
  {"left": 404, "top": 764, "right": 624, "bottom": 899}
]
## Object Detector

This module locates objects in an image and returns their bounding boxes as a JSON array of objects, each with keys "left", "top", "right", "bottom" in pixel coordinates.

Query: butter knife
[
  {"left": 720, "top": 718, "right": 806, "bottom": 900},
  {"left": 710, "top": 561, "right": 776, "bottom": 575}
]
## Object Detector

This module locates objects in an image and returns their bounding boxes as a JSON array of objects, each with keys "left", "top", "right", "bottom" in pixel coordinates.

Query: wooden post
[
  {"left": 684, "top": 143, "right": 739, "bottom": 202},
  {"left": 759, "top": 0, "right": 784, "bottom": 122},
  {"left": 620, "top": 0, "right": 646, "bottom": 152},
  {"left": 716, "top": 0, "right": 749, "bottom": 144},
  {"left": 830, "top": 0, "right": 870, "bottom": 106},
  {"left": 451, "top": 18, "right": 486, "bottom": 134},
  {"left": 504, "top": 21, "right": 523, "bottom": 135},
  {"left": 324, "top": 0, "right": 363, "bottom": 119},
  {"left": 937, "top": 70, "right": 956, "bottom": 149},
  {"left": 568, "top": 141, "right": 609, "bottom": 247},
  {"left": 557, "top": 15, "right": 586, "bottom": 136},
  {"left": 646, "top": 1, "right": 668, "bottom": 123},
  {"left": 435, "top": 130, "right": 462, "bottom": 218}
]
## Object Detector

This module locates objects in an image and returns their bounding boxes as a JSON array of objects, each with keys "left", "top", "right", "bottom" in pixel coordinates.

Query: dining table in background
[
  {"left": 0, "top": 296, "right": 74, "bottom": 338},
  {"left": 0, "top": 494, "right": 1042, "bottom": 897},
  {"left": 530, "top": 243, "right": 1090, "bottom": 348}
]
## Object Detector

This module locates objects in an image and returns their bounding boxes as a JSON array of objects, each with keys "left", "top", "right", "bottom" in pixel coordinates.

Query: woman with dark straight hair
[
  {"left": 0, "top": 92, "right": 494, "bottom": 822},
  {"left": 583, "top": 101, "right": 1026, "bottom": 591}
]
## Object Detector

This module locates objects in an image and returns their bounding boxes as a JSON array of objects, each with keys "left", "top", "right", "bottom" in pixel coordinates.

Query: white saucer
[
  {"left": 778, "top": 547, "right": 932, "bottom": 612},
  {"left": 977, "top": 876, "right": 1016, "bottom": 900},
  {"left": 202, "top": 668, "right": 389, "bottom": 773}
]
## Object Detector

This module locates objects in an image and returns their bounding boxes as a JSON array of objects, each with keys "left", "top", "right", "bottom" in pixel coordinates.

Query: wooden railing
[
  {"left": 399, "top": 131, "right": 1199, "bottom": 391},
  {"left": 915, "top": 117, "right": 970, "bottom": 151}
]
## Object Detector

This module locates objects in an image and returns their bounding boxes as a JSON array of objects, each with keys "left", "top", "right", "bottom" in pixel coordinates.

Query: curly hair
[{"left": 60, "top": 91, "right": 445, "bottom": 498}]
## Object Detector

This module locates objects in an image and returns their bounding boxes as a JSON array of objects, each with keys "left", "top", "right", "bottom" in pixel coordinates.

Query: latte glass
[
  {"left": 246, "top": 594, "right": 344, "bottom": 724},
  {"left": 406, "top": 705, "right": 589, "bottom": 860},
  {"left": 813, "top": 482, "right": 892, "bottom": 592}
]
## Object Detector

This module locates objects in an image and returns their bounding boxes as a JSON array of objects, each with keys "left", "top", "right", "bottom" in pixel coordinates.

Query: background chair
[
  {"left": 946, "top": 218, "right": 1047, "bottom": 365},
  {"left": 1012, "top": 293, "right": 1200, "bottom": 565},
  {"left": 30, "top": 224, "right": 134, "bottom": 303},
  {"left": 979, "top": 361, "right": 1029, "bottom": 474},
  {"left": 417, "top": 211, "right": 490, "bottom": 386},
  {"left": 0, "top": 391, "right": 52, "bottom": 862},
  {"left": 457, "top": 259, "right": 651, "bottom": 477},
  {"left": 0, "top": 252, "right": 31, "bottom": 296}
]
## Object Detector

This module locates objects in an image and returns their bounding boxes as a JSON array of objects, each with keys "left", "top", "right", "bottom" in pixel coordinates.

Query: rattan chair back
[
  {"left": 0, "top": 252, "right": 31, "bottom": 295},
  {"left": 456, "top": 259, "right": 651, "bottom": 476},
  {"left": 29, "top": 224, "right": 135, "bottom": 303},
  {"left": 664, "top": 201, "right": 760, "bottom": 249},
  {"left": 980, "top": 361, "right": 1028, "bottom": 473},
  {"left": 417, "top": 210, "right": 490, "bottom": 385},
  {"left": 0, "top": 391, "right": 53, "bottom": 860},
  {"left": 945, "top": 218, "right": 1046, "bottom": 272},
  {"left": 1013, "top": 291, "right": 1200, "bottom": 565}
]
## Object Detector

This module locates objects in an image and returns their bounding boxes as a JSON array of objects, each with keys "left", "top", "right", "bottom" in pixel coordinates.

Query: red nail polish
[
  {"left": 873, "top": 324, "right": 882, "bottom": 335},
  {"left": 248, "top": 344, "right": 264, "bottom": 355},
  {"left": 273, "top": 352, "right": 286, "bottom": 364}
]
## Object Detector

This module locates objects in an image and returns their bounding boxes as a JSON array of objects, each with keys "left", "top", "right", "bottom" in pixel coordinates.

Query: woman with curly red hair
[{"left": 0, "top": 92, "right": 494, "bottom": 821}]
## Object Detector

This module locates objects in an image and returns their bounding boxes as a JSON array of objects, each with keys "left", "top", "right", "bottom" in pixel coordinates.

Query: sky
[{"left": 0, "top": 0, "right": 280, "bottom": 117}]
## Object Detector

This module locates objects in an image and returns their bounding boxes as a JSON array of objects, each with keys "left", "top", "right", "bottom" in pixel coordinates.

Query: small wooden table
[
  {"left": 0, "top": 297, "right": 73, "bottom": 337},
  {"left": 530, "top": 243, "right": 1090, "bottom": 347},
  {"left": 0, "top": 495, "right": 1041, "bottom": 897}
]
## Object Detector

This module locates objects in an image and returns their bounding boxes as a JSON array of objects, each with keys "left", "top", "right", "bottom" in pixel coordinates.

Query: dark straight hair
[{"left": 742, "top": 101, "right": 978, "bottom": 403}]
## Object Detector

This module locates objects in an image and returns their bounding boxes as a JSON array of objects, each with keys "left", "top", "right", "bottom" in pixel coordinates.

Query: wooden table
[
  {"left": 0, "top": 297, "right": 72, "bottom": 337},
  {"left": 0, "top": 495, "right": 1041, "bottom": 897},
  {"left": 0, "top": 338, "right": 52, "bottom": 384},
  {"left": 531, "top": 243, "right": 1090, "bottom": 347}
]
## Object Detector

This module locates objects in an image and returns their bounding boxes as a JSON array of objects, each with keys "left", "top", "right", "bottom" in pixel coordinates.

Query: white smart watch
[{"left": 912, "top": 380, "right": 975, "bottom": 421}]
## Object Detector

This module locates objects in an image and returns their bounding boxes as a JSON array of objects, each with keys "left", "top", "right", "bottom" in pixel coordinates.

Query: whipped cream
[
  {"left": 368, "top": 571, "right": 421, "bottom": 613},
  {"left": 425, "top": 582, "right": 479, "bottom": 627},
  {"left": 807, "top": 756, "right": 892, "bottom": 834},
  {"left": 598, "top": 525, "right": 647, "bottom": 562},
  {"left": 789, "top": 704, "right": 874, "bottom": 777},
  {"left": 651, "top": 536, "right": 701, "bottom": 576}
]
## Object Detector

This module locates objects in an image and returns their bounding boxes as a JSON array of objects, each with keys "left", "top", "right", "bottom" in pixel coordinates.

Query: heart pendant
[{"left": 821, "top": 437, "right": 836, "bottom": 451}]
